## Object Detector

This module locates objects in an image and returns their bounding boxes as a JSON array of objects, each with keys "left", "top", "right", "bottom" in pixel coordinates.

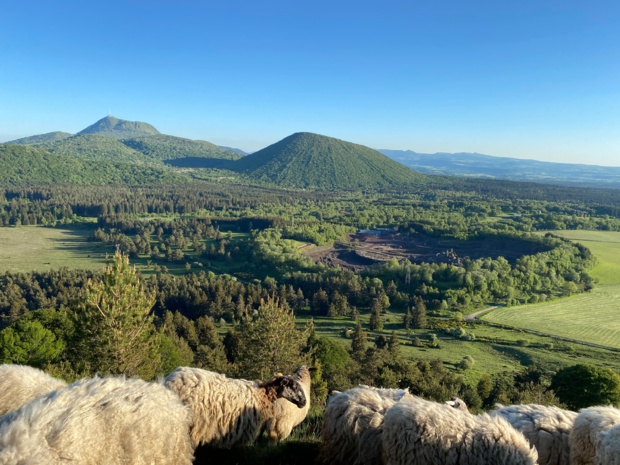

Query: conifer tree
[
  {"left": 413, "top": 296, "right": 428, "bottom": 329},
  {"left": 72, "top": 251, "right": 162, "bottom": 379},
  {"left": 369, "top": 298, "right": 384, "bottom": 331},
  {"left": 236, "top": 297, "right": 305, "bottom": 380},
  {"left": 350, "top": 320, "right": 368, "bottom": 362}
]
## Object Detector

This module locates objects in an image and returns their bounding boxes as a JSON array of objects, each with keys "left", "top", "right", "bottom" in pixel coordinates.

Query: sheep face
[
  {"left": 274, "top": 376, "right": 307, "bottom": 408},
  {"left": 446, "top": 396, "right": 469, "bottom": 412}
]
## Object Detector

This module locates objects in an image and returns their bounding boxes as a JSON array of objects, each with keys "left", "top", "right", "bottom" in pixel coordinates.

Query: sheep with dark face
[
  {"left": 164, "top": 366, "right": 306, "bottom": 448},
  {"left": 265, "top": 365, "right": 313, "bottom": 444},
  {"left": 0, "top": 376, "right": 193, "bottom": 465}
]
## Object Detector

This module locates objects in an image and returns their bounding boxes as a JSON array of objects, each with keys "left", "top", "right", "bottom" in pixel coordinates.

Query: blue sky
[{"left": 1, "top": 0, "right": 619, "bottom": 166}]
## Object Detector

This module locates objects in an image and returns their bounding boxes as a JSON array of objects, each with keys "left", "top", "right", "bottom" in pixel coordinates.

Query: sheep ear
[{"left": 308, "top": 367, "right": 317, "bottom": 372}]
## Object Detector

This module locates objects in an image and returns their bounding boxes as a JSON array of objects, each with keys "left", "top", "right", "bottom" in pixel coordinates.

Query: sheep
[
  {"left": 317, "top": 385, "right": 411, "bottom": 465},
  {"left": 0, "top": 364, "right": 67, "bottom": 417},
  {"left": 0, "top": 375, "right": 193, "bottom": 465},
  {"left": 598, "top": 421, "right": 620, "bottom": 465},
  {"left": 490, "top": 403, "right": 577, "bottom": 465},
  {"left": 570, "top": 406, "right": 620, "bottom": 465},
  {"left": 164, "top": 366, "right": 307, "bottom": 448},
  {"left": 265, "top": 364, "right": 313, "bottom": 444},
  {"left": 382, "top": 396, "right": 539, "bottom": 465},
  {"left": 446, "top": 396, "right": 469, "bottom": 412}
]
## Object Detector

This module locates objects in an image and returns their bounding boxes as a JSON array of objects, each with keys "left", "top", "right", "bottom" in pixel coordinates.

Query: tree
[
  {"left": 350, "top": 320, "right": 368, "bottom": 361},
  {"left": 412, "top": 296, "right": 428, "bottom": 329},
  {"left": 0, "top": 320, "right": 64, "bottom": 367},
  {"left": 236, "top": 298, "right": 305, "bottom": 380},
  {"left": 369, "top": 298, "right": 384, "bottom": 331},
  {"left": 72, "top": 251, "right": 162, "bottom": 379},
  {"left": 551, "top": 364, "right": 620, "bottom": 410}
]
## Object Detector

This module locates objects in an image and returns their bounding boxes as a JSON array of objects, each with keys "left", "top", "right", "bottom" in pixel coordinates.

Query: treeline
[{"left": 3, "top": 180, "right": 620, "bottom": 229}]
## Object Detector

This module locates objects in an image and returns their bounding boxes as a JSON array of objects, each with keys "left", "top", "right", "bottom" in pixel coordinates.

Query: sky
[{"left": 1, "top": 0, "right": 619, "bottom": 166}]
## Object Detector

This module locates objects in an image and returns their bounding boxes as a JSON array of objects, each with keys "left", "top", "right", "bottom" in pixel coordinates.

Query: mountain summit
[
  {"left": 235, "top": 132, "right": 424, "bottom": 189},
  {"left": 77, "top": 116, "right": 160, "bottom": 140}
]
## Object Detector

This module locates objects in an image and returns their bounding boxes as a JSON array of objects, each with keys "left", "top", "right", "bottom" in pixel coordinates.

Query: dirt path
[{"left": 464, "top": 306, "right": 499, "bottom": 321}]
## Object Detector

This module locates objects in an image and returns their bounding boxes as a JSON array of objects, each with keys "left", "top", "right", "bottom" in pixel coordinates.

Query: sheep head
[
  {"left": 264, "top": 375, "right": 307, "bottom": 408},
  {"left": 445, "top": 396, "right": 469, "bottom": 412}
]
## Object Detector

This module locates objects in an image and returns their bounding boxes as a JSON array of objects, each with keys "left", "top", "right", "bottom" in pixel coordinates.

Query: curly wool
[
  {"left": 491, "top": 404, "right": 577, "bottom": 465},
  {"left": 570, "top": 406, "right": 620, "bottom": 465},
  {"left": 382, "top": 397, "right": 538, "bottom": 465},
  {"left": 265, "top": 365, "right": 312, "bottom": 444},
  {"left": 0, "top": 376, "right": 193, "bottom": 465},
  {"left": 599, "top": 422, "right": 620, "bottom": 465},
  {"left": 318, "top": 385, "right": 411, "bottom": 465},
  {"left": 0, "top": 364, "right": 67, "bottom": 417},
  {"left": 164, "top": 366, "right": 306, "bottom": 449}
]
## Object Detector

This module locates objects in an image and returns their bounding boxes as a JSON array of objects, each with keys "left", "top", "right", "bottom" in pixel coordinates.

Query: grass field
[
  {"left": 0, "top": 224, "right": 115, "bottom": 273},
  {"left": 481, "top": 230, "right": 620, "bottom": 349}
]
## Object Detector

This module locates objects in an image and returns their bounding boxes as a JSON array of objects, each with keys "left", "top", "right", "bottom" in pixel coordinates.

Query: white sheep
[
  {"left": 570, "top": 406, "right": 620, "bottom": 465},
  {"left": 491, "top": 403, "right": 577, "bottom": 465},
  {"left": 382, "top": 396, "right": 539, "bottom": 465},
  {"left": 164, "top": 366, "right": 307, "bottom": 448},
  {"left": 598, "top": 421, "right": 620, "bottom": 465},
  {"left": 265, "top": 364, "right": 313, "bottom": 444},
  {"left": 0, "top": 376, "right": 193, "bottom": 465},
  {"left": 0, "top": 364, "right": 67, "bottom": 417},
  {"left": 317, "top": 385, "right": 411, "bottom": 465}
]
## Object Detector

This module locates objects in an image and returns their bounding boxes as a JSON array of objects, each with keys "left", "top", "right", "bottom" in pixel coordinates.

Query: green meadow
[
  {"left": 482, "top": 230, "right": 620, "bottom": 349},
  {"left": 0, "top": 224, "right": 114, "bottom": 273}
]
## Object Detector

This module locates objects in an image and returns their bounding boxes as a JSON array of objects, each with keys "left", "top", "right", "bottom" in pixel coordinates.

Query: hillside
[
  {"left": 122, "top": 134, "right": 243, "bottom": 167},
  {"left": 379, "top": 149, "right": 620, "bottom": 189},
  {"left": 8, "top": 131, "right": 73, "bottom": 145},
  {"left": 37, "top": 134, "right": 155, "bottom": 165},
  {"left": 234, "top": 132, "right": 424, "bottom": 189},
  {"left": 0, "top": 144, "right": 180, "bottom": 185},
  {"left": 77, "top": 115, "right": 160, "bottom": 139}
]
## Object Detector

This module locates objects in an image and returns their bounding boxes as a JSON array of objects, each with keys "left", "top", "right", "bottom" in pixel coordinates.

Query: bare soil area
[{"left": 303, "top": 233, "right": 551, "bottom": 271}]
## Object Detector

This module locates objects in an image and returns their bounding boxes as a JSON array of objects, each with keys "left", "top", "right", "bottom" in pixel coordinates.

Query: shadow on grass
[
  {"left": 46, "top": 224, "right": 116, "bottom": 264},
  {"left": 193, "top": 441, "right": 320, "bottom": 465}
]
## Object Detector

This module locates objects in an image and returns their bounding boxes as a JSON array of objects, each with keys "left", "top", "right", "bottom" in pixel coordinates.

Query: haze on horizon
[{"left": 1, "top": 0, "right": 618, "bottom": 167}]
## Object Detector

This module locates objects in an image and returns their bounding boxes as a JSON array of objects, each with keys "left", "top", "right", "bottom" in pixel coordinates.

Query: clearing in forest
[
  {"left": 0, "top": 224, "right": 113, "bottom": 273},
  {"left": 303, "top": 232, "right": 550, "bottom": 271}
]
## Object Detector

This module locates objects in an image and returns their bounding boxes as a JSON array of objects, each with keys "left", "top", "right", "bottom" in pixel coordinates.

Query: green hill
[
  {"left": 38, "top": 134, "right": 155, "bottom": 165},
  {"left": 77, "top": 115, "right": 160, "bottom": 139},
  {"left": 121, "top": 134, "right": 243, "bottom": 167},
  {"left": 0, "top": 144, "right": 180, "bottom": 185},
  {"left": 8, "top": 131, "right": 74, "bottom": 145},
  {"left": 234, "top": 132, "right": 425, "bottom": 189}
]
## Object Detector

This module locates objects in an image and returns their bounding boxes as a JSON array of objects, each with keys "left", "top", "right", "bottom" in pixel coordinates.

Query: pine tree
[
  {"left": 403, "top": 306, "right": 413, "bottom": 329},
  {"left": 350, "top": 320, "right": 368, "bottom": 362},
  {"left": 388, "top": 331, "right": 401, "bottom": 356},
  {"left": 236, "top": 298, "right": 305, "bottom": 380},
  {"left": 72, "top": 251, "right": 162, "bottom": 379},
  {"left": 369, "top": 298, "right": 384, "bottom": 331},
  {"left": 413, "top": 296, "right": 428, "bottom": 329}
]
